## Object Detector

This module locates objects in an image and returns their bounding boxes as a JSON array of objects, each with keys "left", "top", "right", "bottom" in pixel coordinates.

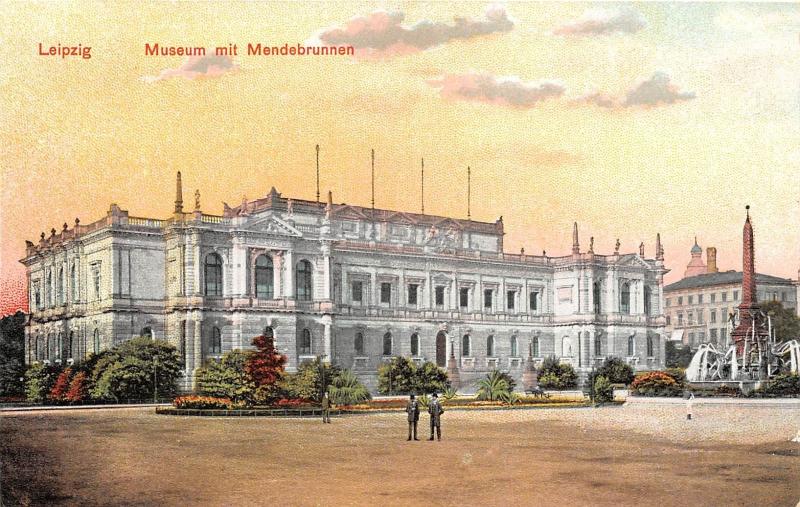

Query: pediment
[
  {"left": 617, "top": 254, "right": 650, "bottom": 269},
  {"left": 244, "top": 215, "right": 303, "bottom": 237},
  {"left": 432, "top": 217, "right": 463, "bottom": 230},
  {"left": 333, "top": 205, "right": 370, "bottom": 220},
  {"left": 385, "top": 211, "right": 418, "bottom": 225}
]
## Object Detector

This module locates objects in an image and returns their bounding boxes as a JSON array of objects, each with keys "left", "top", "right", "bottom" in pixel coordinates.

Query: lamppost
[{"left": 153, "top": 355, "right": 159, "bottom": 404}]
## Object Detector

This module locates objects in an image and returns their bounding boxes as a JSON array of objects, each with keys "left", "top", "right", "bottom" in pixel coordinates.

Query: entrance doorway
[{"left": 436, "top": 331, "right": 447, "bottom": 367}]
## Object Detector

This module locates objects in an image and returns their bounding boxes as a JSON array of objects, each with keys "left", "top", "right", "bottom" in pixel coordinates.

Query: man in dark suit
[
  {"left": 406, "top": 394, "right": 420, "bottom": 441},
  {"left": 428, "top": 393, "right": 444, "bottom": 441},
  {"left": 321, "top": 391, "right": 332, "bottom": 423}
]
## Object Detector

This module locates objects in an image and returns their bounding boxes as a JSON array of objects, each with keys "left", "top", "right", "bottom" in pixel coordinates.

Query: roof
[{"left": 665, "top": 270, "right": 794, "bottom": 291}]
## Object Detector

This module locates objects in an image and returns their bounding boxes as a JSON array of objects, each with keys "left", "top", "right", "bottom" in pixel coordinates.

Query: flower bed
[{"left": 173, "top": 395, "right": 238, "bottom": 410}]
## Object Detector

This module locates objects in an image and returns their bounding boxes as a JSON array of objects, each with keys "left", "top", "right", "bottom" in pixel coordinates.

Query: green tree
[
  {"left": 593, "top": 375, "right": 614, "bottom": 404},
  {"left": 377, "top": 356, "right": 417, "bottom": 395},
  {"left": 328, "top": 370, "right": 371, "bottom": 405},
  {"left": 537, "top": 356, "right": 577, "bottom": 389},
  {"left": 0, "top": 311, "right": 26, "bottom": 398},
  {"left": 196, "top": 350, "right": 256, "bottom": 404},
  {"left": 665, "top": 341, "right": 694, "bottom": 368},
  {"left": 761, "top": 301, "right": 800, "bottom": 342},
  {"left": 590, "top": 357, "right": 635, "bottom": 385},
  {"left": 25, "top": 362, "right": 63, "bottom": 403},
  {"left": 412, "top": 361, "right": 450, "bottom": 394},
  {"left": 476, "top": 370, "right": 512, "bottom": 401}
]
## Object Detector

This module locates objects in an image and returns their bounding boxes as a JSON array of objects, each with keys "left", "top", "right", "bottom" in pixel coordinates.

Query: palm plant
[
  {"left": 328, "top": 369, "right": 371, "bottom": 405},
  {"left": 442, "top": 387, "right": 458, "bottom": 400},
  {"left": 476, "top": 370, "right": 512, "bottom": 401}
]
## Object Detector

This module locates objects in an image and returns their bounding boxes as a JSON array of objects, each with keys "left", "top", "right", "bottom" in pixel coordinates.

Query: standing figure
[
  {"left": 406, "top": 394, "right": 420, "bottom": 441},
  {"left": 685, "top": 391, "right": 694, "bottom": 421},
  {"left": 428, "top": 393, "right": 444, "bottom": 441},
  {"left": 321, "top": 390, "right": 332, "bottom": 424}
]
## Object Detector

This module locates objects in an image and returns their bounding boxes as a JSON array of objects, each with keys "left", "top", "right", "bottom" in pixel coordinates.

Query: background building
[
  {"left": 664, "top": 240, "right": 798, "bottom": 349},
  {"left": 21, "top": 173, "right": 668, "bottom": 391}
]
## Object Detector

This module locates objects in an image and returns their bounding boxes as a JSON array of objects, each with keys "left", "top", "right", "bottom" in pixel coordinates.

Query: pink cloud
[
  {"left": 555, "top": 7, "right": 647, "bottom": 36},
  {"left": 576, "top": 73, "right": 696, "bottom": 110},
  {"left": 143, "top": 55, "right": 239, "bottom": 83},
  {"left": 428, "top": 72, "right": 564, "bottom": 108},
  {"left": 312, "top": 6, "right": 513, "bottom": 58}
]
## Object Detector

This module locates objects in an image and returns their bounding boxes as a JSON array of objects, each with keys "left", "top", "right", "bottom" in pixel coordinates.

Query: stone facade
[{"left": 20, "top": 175, "right": 668, "bottom": 392}]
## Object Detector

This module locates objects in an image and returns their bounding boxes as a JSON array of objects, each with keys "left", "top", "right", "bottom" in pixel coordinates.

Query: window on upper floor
[
  {"left": 486, "top": 335, "right": 495, "bottom": 357},
  {"left": 296, "top": 260, "right": 313, "bottom": 301},
  {"left": 459, "top": 287, "right": 469, "bottom": 309},
  {"left": 70, "top": 263, "right": 77, "bottom": 302},
  {"left": 484, "top": 289, "right": 493, "bottom": 309},
  {"left": 593, "top": 283, "right": 601, "bottom": 314},
  {"left": 697, "top": 311, "right": 704, "bottom": 324},
  {"left": 627, "top": 335, "right": 635, "bottom": 356},
  {"left": 710, "top": 293, "right": 716, "bottom": 303},
  {"left": 461, "top": 334, "right": 471, "bottom": 357},
  {"left": 594, "top": 334, "right": 602, "bottom": 356},
  {"left": 677, "top": 296, "right": 683, "bottom": 305},
  {"left": 383, "top": 332, "right": 393, "bottom": 356},
  {"left": 721, "top": 292, "right": 727, "bottom": 302},
  {"left": 507, "top": 291, "right": 516, "bottom": 311},
  {"left": 299, "top": 328, "right": 312, "bottom": 355},
  {"left": 688, "top": 295, "right": 694, "bottom": 305},
  {"left": 734, "top": 290, "right": 739, "bottom": 301},
  {"left": 531, "top": 291, "right": 540, "bottom": 312},
  {"left": 644, "top": 287, "right": 652, "bottom": 316},
  {"left": 210, "top": 327, "right": 222, "bottom": 355},
  {"left": 255, "top": 255, "right": 274, "bottom": 299},
  {"left": 91, "top": 264, "right": 101, "bottom": 301},
  {"left": 57, "top": 267, "right": 64, "bottom": 305},
  {"left": 677, "top": 313, "right": 684, "bottom": 325},
  {"left": 710, "top": 310, "right": 717, "bottom": 323},
  {"left": 510, "top": 335, "right": 518, "bottom": 357},
  {"left": 620, "top": 282, "right": 631, "bottom": 314},
  {"left": 408, "top": 284, "right": 418, "bottom": 306},
  {"left": 435, "top": 286, "right": 445, "bottom": 307},
  {"left": 46, "top": 271, "right": 53, "bottom": 306},
  {"left": 647, "top": 335, "right": 654, "bottom": 357},
  {"left": 204, "top": 253, "right": 223, "bottom": 297},
  {"left": 354, "top": 332, "right": 364, "bottom": 356},
  {"left": 410, "top": 333, "right": 419, "bottom": 356},
  {"left": 698, "top": 294, "right": 704, "bottom": 304},
  {"left": 380, "top": 282, "right": 391, "bottom": 304},
  {"left": 532, "top": 336, "right": 540, "bottom": 357},
  {"left": 352, "top": 281, "right": 363, "bottom": 303},
  {"left": 665, "top": 297, "right": 671, "bottom": 307},
  {"left": 666, "top": 315, "right": 671, "bottom": 326}
]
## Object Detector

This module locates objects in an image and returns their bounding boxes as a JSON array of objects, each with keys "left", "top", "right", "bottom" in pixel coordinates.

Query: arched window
[
  {"left": 644, "top": 286, "right": 652, "bottom": 315},
  {"left": 647, "top": 335, "right": 654, "bottom": 357},
  {"left": 47, "top": 272, "right": 52, "bottom": 306},
  {"left": 594, "top": 334, "right": 602, "bottom": 356},
  {"left": 462, "top": 334, "right": 471, "bottom": 357},
  {"left": 71, "top": 263, "right": 77, "bottom": 302},
  {"left": 532, "top": 336, "right": 539, "bottom": 357},
  {"left": 620, "top": 282, "right": 631, "bottom": 314},
  {"left": 141, "top": 326, "right": 153, "bottom": 339},
  {"left": 410, "top": 333, "right": 419, "bottom": 356},
  {"left": 383, "top": 332, "right": 393, "bottom": 356},
  {"left": 300, "top": 328, "right": 312, "bottom": 355},
  {"left": 210, "top": 327, "right": 222, "bottom": 355},
  {"left": 593, "top": 282, "right": 602, "bottom": 313},
  {"left": 180, "top": 320, "right": 187, "bottom": 368},
  {"left": 296, "top": 260, "right": 313, "bottom": 301},
  {"left": 57, "top": 268, "right": 64, "bottom": 305},
  {"left": 510, "top": 335, "right": 518, "bottom": 357},
  {"left": 627, "top": 335, "right": 635, "bottom": 356},
  {"left": 486, "top": 335, "right": 495, "bottom": 357},
  {"left": 354, "top": 332, "right": 364, "bottom": 355},
  {"left": 204, "top": 253, "right": 223, "bottom": 296},
  {"left": 68, "top": 331, "right": 74, "bottom": 359},
  {"left": 255, "top": 255, "right": 274, "bottom": 299},
  {"left": 264, "top": 326, "right": 274, "bottom": 339},
  {"left": 93, "top": 329, "right": 100, "bottom": 354}
]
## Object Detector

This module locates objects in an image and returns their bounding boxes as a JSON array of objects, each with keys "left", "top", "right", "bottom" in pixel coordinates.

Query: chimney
[{"left": 707, "top": 247, "right": 718, "bottom": 273}]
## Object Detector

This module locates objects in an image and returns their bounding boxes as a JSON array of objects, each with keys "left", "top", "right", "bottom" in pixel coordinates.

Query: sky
[{"left": 2, "top": 1, "right": 800, "bottom": 315}]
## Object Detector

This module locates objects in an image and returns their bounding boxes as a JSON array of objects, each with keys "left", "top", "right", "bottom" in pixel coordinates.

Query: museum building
[{"left": 20, "top": 173, "right": 668, "bottom": 391}]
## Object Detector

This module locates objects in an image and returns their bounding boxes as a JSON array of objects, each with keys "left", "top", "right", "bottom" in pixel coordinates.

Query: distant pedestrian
[
  {"left": 685, "top": 391, "right": 694, "bottom": 421},
  {"left": 428, "top": 393, "right": 444, "bottom": 441},
  {"left": 406, "top": 394, "right": 420, "bottom": 441},
  {"left": 321, "top": 391, "right": 332, "bottom": 423}
]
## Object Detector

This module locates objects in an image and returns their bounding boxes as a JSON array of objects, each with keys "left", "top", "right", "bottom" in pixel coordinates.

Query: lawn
[{"left": 1, "top": 405, "right": 798, "bottom": 506}]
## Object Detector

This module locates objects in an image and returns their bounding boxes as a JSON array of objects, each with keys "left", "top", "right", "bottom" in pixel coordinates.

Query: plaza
[{"left": 2, "top": 404, "right": 798, "bottom": 506}]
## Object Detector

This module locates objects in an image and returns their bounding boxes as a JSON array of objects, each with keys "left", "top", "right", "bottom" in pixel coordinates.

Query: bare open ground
[{"left": 2, "top": 405, "right": 798, "bottom": 506}]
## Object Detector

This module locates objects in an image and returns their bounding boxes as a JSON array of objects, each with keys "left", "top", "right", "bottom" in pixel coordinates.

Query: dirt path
[{"left": 2, "top": 406, "right": 798, "bottom": 506}]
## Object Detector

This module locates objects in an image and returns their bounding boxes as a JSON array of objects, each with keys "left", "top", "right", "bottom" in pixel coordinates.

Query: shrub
[
  {"left": 49, "top": 367, "right": 73, "bottom": 403},
  {"left": 413, "top": 361, "right": 451, "bottom": 394},
  {"left": 537, "top": 356, "right": 577, "bottom": 390},
  {"left": 664, "top": 368, "right": 686, "bottom": 386},
  {"left": 499, "top": 390, "right": 521, "bottom": 405},
  {"left": 476, "top": 370, "right": 512, "bottom": 401},
  {"left": 65, "top": 371, "right": 89, "bottom": 404},
  {"left": 630, "top": 371, "right": 682, "bottom": 397},
  {"left": 25, "top": 362, "right": 63, "bottom": 403},
  {"left": 377, "top": 357, "right": 417, "bottom": 395},
  {"left": 279, "top": 358, "right": 341, "bottom": 403},
  {"left": 593, "top": 375, "right": 613, "bottom": 404},
  {"left": 328, "top": 370, "right": 371, "bottom": 405},
  {"left": 754, "top": 374, "right": 800, "bottom": 398},
  {"left": 174, "top": 395, "right": 235, "bottom": 409},
  {"left": 441, "top": 387, "right": 458, "bottom": 400},
  {"left": 196, "top": 350, "right": 256, "bottom": 404},
  {"left": 596, "top": 357, "right": 635, "bottom": 385}
]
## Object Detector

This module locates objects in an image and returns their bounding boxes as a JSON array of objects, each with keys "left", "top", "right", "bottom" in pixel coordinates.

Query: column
[
  {"left": 322, "top": 245, "right": 331, "bottom": 300},
  {"left": 231, "top": 238, "right": 246, "bottom": 297},
  {"left": 273, "top": 251, "right": 283, "bottom": 298},
  {"left": 341, "top": 266, "right": 349, "bottom": 305},
  {"left": 323, "top": 316, "right": 332, "bottom": 362},
  {"left": 191, "top": 314, "right": 202, "bottom": 388},
  {"left": 284, "top": 250, "right": 294, "bottom": 299}
]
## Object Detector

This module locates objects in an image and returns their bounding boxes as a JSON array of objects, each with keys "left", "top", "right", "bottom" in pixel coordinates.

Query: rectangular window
[
  {"left": 678, "top": 296, "right": 683, "bottom": 305},
  {"left": 688, "top": 312, "right": 694, "bottom": 325},
  {"left": 698, "top": 294, "right": 704, "bottom": 304},
  {"left": 529, "top": 291, "right": 539, "bottom": 311},
  {"left": 697, "top": 311, "right": 704, "bottom": 325},
  {"left": 733, "top": 290, "right": 739, "bottom": 301},
  {"left": 380, "top": 282, "right": 391, "bottom": 304},
  {"left": 677, "top": 313, "right": 684, "bottom": 325},
  {"left": 459, "top": 287, "right": 469, "bottom": 309},
  {"left": 507, "top": 290, "right": 516, "bottom": 310},
  {"left": 688, "top": 295, "right": 694, "bottom": 305},
  {"left": 665, "top": 298, "right": 671, "bottom": 307},
  {"left": 435, "top": 286, "right": 445, "bottom": 307},
  {"left": 666, "top": 315, "right": 671, "bottom": 325},
  {"left": 721, "top": 292, "right": 727, "bottom": 302},
  {"left": 92, "top": 265, "right": 101, "bottom": 301},
  {"left": 710, "top": 310, "right": 716, "bottom": 323},
  {"left": 710, "top": 293, "right": 716, "bottom": 303},
  {"left": 720, "top": 327, "right": 727, "bottom": 340},
  {"left": 781, "top": 291, "right": 787, "bottom": 302},
  {"left": 484, "top": 289, "right": 493, "bottom": 309},
  {"left": 351, "top": 281, "right": 363, "bottom": 303},
  {"left": 407, "top": 284, "right": 418, "bottom": 306}
]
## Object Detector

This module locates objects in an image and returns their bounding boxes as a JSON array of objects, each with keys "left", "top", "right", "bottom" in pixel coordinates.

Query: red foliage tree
[
  {"left": 49, "top": 367, "right": 73, "bottom": 403},
  {"left": 245, "top": 334, "right": 287, "bottom": 387},
  {"left": 65, "top": 371, "right": 89, "bottom": 404}
]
